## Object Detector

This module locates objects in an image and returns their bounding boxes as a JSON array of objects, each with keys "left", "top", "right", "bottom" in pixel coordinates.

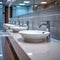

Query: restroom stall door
[{"left": 0, "top": 5, "right": 4, "bottom": 30}]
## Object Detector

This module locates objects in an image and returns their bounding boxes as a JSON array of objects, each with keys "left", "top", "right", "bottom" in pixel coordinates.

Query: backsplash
[{"left": 9, "top": 5, "right": 60, "bottom": 40}]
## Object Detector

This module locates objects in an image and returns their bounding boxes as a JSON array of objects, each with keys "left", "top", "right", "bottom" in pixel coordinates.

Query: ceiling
[
  {"left": 0, "top": 0, "right": 60, "bottom": 6},
  {"left": 0, "top": 0, "right": 2, "bottom": 2},
  {"left": 12, "top": 0, "right": 54, "bottom": 5}
]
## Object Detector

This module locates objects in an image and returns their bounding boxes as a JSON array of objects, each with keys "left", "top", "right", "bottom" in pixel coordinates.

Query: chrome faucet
[
  {"left": 39, "top": 24, "right": 48, "bottom": 28},
  {"left": 18, "top": 20, "right": 20, "bottom": 26},
  {"left": 39, "top": 21, "right": 50, "bottom": 32},
  {"left": 26, "top": 21, "right": 29, "bottom": 30}
]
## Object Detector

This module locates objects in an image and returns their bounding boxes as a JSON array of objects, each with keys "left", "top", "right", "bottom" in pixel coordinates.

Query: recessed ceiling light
[
  {"left": 24, "top": 1, "right": 30, "bottom": 3},
  {"left": 7, "top": 0, "right": 11, "bottom": 2},
  {"left": 40, "top": 2, "right": 47, "bottom": 4},
  {"left": 7, "top": 0, "right": 15, "bottom": 2},
  {"left": 0, "top": 2, "right": 2, "bottom": 4},
  {"left": 19, "top": 3, "right": 25, "bottom": 5}
]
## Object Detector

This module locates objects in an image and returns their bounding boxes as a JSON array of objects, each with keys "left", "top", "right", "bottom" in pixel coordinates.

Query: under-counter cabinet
[
  {"left": 2, "top": 35, "right": 30, "bottom": 60},
  {"left": 2, "top": 37, "right": 19, "bottom": 60}
]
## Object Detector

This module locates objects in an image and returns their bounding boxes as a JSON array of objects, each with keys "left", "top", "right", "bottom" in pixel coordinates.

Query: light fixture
[
  {"left": 7, "top": 0, "right": 16, "bottom": 2},
  {"left": 40, "top": 2, "right": 47, "bottom": 4},
  {"left": 7, "top": 0, "right": 11, "bottom": 2},
  {"left": 24, "top": 1, "right": 30, "bottom": 3},
  {"left": 34, "top": 5, "right": 38, "bottom": 7},
  {"left": 0, "top": 2, "right": 2, "bottom": 4},
  {"left": 19, "top": 3, "right": 25, "bottom": 5}
]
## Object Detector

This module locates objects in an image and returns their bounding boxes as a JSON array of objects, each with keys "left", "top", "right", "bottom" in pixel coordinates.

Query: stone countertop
[{"left": 7, "top": 30, "right": 60, "bottom": 60}]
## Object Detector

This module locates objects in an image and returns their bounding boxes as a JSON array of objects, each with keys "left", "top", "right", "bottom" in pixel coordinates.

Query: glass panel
[{"left": 0, "top": 5, "right": 4, "bottom": 30}]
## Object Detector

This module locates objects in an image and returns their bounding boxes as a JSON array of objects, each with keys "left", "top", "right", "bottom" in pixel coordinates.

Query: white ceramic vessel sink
[
  {"left": 3, "top": 23, "right": 15, "bottom": 29},
  {"left": 4, "top": 23, "right": 15, "bottom": 27},
  {"left": 19, "top": 30, "right": 50, "bottom": 43},
  {"left": 11, "top": 26, "right": 28, "bottom": 32}
]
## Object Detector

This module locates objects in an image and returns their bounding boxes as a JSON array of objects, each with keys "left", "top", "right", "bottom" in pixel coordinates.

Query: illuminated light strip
[
  {"left": 8, "top": 0, "right": 11, "bottom": 1},
  {"left": 19, "top": 3, "right": 25, "bottom": 5},
  {"left": 40, "top": 2, "right": 47, "bottom": 4},
  {"left": 7, "top": 0, "right": 16, "bottom": 2},
  {"left": 24, "top": 1, "right": 30, "bottom": 3}
]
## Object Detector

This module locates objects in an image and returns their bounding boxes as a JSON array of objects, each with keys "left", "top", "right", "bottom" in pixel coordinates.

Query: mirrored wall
[{"left": 0, "top": 5, "right": 4, "bottom": 30}]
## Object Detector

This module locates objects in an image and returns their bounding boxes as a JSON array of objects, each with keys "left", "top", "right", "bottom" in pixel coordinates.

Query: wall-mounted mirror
[{"left": 7, "top": 0, "right": 60, "bottom": 17}]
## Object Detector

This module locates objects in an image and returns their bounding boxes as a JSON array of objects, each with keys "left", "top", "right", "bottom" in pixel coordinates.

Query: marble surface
[{"left": 7, "top": 30, "right": 60, "bottom": 60}]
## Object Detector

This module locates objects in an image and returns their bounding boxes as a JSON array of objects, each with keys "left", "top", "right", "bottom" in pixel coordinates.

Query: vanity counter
[{"left": 6, "top": 30, "right": 60, "bottom": 60}]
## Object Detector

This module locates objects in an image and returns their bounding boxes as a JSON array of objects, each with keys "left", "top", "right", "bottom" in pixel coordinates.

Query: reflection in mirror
[{"left": 12, "top": 0, "right": 60, "bottom": 17}]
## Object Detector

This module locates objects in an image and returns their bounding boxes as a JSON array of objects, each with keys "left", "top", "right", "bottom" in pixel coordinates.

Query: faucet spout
[
  {"left": 39, "top": 24, "right": 47, "bottom": 28},
  {"left": 39, "top": 21, "right": 50, "bottom": 32},
  {"left": 18, "top": 20, "right": 20, "bottom": 26},
  {"left": 27, "top": 21, "right": 29, "bottom": 30}
]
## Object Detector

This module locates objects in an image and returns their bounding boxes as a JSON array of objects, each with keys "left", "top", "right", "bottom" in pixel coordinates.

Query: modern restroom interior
[{"left": 0, "top": 0, "right": 60, "bottom": 60}]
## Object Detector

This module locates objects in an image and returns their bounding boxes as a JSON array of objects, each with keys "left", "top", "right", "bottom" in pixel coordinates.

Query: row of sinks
[
  {"left": 3, "top": 23, "right": 28, "bottom": 32},
  {"left": 4, "top": 23, "right": 50, "bottom": 43}
]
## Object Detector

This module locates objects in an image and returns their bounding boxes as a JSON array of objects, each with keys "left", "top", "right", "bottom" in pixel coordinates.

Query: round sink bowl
[
  {"left": 11, "top": 26, "right": 28, "bottom": 32},
  {"left": 4, "top": 24, "right": 15, "bottom": 27},
  {"left": 3, "top": 23, "right": 15, "bottom": 29},
  {"left": 19, "top": 30, "right": 50, "bottom": 43}
]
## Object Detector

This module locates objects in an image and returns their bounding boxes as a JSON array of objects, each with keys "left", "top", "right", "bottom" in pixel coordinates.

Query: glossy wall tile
[{"left": 10, "top": 5, "right": 60, "bottom": 40}]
